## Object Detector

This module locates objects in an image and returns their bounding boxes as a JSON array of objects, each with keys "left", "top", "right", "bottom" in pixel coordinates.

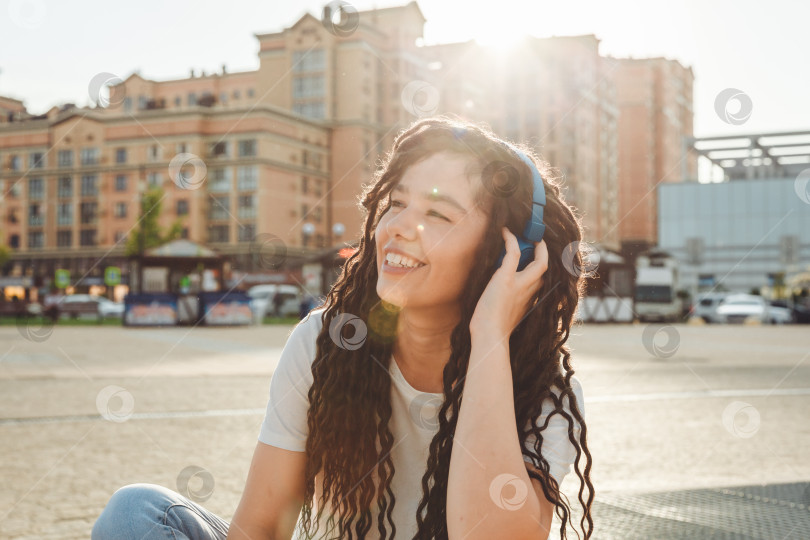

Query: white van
[{"left": 247, "top": 284, "right": 302, "bottom": 318}]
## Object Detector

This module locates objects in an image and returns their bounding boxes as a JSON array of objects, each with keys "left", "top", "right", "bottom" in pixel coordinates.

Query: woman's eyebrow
[{"left": 392, "top": 184, "right": 467, "bottom": 214}]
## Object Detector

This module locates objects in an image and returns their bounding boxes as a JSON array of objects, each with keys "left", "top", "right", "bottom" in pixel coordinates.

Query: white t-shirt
[{"left": 259, "top": 307, "right": 585, "bottom": 540}]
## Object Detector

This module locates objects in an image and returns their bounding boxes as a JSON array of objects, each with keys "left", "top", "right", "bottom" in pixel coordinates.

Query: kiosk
[{"left": 124, "top": 239, "right": 252, "bottom": 327}]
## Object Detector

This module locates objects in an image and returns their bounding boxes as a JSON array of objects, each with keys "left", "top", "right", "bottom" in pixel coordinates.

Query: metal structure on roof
[{"left": 685, "top": 130, "right": 810, "bottom": 180}]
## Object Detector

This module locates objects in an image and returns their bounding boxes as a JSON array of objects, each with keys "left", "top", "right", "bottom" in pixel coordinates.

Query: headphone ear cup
[{"left": 494, "top": 237, "right": 535, "bottom": 271}]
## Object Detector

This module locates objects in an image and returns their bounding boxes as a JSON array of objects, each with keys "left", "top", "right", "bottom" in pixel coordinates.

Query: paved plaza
[{"left": 1, "top": 319, "right": 808, "bottom": 539}]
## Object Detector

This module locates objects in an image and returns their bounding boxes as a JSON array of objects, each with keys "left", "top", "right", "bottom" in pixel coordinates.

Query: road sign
[
  {"left": 105, "top": 266, "right": 121, "bottom": 286},
  {"left": 55, "top": 269, "right": 70, "bottom": 289}
]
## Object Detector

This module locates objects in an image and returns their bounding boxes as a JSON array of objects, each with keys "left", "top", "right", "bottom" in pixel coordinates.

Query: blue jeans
[{"left": 92, "top": 483, "right": 230, "bottom": 540}]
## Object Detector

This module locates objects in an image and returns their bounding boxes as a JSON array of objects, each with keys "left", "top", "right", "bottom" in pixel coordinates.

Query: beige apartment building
[{"left": 0, "top": 0, "right": 693, "bottom": 295}]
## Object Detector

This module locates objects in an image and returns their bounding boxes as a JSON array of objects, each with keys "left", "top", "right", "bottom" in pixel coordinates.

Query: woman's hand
[{"left": 470, "top": 227, "right": 549, "bottom": 340}]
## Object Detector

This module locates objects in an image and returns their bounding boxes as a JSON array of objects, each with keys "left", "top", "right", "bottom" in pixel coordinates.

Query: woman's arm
[
  {"left": 446, "top": 331, "right": 552, "bottom": 540},
  {"left": 228, "top": 441, "right": 307, "bottom": 540}
]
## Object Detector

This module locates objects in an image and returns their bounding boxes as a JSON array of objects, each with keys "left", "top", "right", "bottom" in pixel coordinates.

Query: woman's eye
[{"left": 390, "top": 201, "right": 449, "bottom": 221}]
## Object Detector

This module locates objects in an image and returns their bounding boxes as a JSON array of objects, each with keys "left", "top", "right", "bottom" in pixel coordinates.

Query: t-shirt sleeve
[
  {"left": 522, "top": 375, "right": 585, "bottom": 486},
  {"left": 258, "top": 309, "right": 325, "bottom": 452}
]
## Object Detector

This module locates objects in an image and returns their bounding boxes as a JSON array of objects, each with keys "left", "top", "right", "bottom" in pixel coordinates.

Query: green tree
[
  {"left": 124, "top": 185, "right": 185, "bottom": 256},
  {"left": 0, "top": 242, "right": 10, "bottom": 269}
]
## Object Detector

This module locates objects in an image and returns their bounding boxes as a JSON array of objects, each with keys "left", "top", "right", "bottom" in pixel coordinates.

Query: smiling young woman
[{"left": 91, "top": 116, "right": 594, "bottom": 540}]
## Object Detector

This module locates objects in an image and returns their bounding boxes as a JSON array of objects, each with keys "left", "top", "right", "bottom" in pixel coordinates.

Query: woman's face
[{"left": 375, "top": 151, "right": 490, "bottom": 309}]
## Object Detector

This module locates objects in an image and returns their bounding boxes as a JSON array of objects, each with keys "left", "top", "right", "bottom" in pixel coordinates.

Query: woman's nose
[{"left": 385, "top": 206, "right": 420, "bottom": 240}]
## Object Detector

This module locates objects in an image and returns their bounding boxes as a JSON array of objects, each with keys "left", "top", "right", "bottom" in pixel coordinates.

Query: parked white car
[
  {"left": 247, "top": 284, "right": 301, "bottom": 318},
  {"left": 767, "top": 302, "right": 794, "bottom": 325},
  {"left": 715, "top": 294, "right": 770, "bottom": 324},
  {"left": 690, "top": 292, "right": 732, "bottom": 323}
]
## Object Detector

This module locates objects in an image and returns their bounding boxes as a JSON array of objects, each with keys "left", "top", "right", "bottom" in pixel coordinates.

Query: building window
[
  {"left": 292, "top": 49, "right": 325, "bottom": 72},
  {"left": 247, "top": 88, "right": 255, "bottom": 98},
  {"left": 80, "top": 229, "right": 97, "bottom": 246},
  {"left": 80, "top": 175, "right": 98, "bottom": 197},
  {"left": 237, "top": 139, "right": 257, "bottom": 157},
  {"left": 9, "top": 155, "right": 21, "bottom": 170},
  {"left": 209, "top": 168, "right": 231, "bottom": 192},
  {"left": 238, "top": 194, "right": 256, "bottom": 219},
  {"left": 176, "top": 199, "right": 189, "bottom": 215},
  {"left": 292, "top": 102, "right": 325, "bottom": 119},
  {"left": 114, "top": 202, "right": 127, "bottom": 218},
  {"left": 314, "top": 206, "right": 322, "bottom": 223},
  {"left": 58, "top": 177, "right": 72, "bottom": 198},
  {"left": 57, "top": 150, "right": 73, "bottom": 168},
  {"left": 180, "top": 227, "right": 189, "bottom": 239},
  {"left": 176, "top": 142, "right": 187, "bottom": 154},
  {"left": 209, "top": 141, "right": 229, "bottom": 158},
  {"left": 301, "top": 203, "right": 309, "bottom": 217},
  {"left": 80, "top": 148, "right": 99, "bottom": 166},
  {"left": 115, "top": 147, "right": 127, "bottom": 164},
  {"left": 237, "top": 165, "right": 257, "bottom": 190},
  {"left": 57, "top": 230, "right": 72, "bottom": 247},
  {"left": 28, "top": 178, "right": 44, "bottom": 200},
  {"left": 293, "top": 75, "right": 325, "bottom": 99},
  {"left": 114, "top": 231, "right": 126, "bottom": 244},
  {"left": 28, "top": 203, "right": 44, "bottom": 227},
  {"left": 208, "top": 195, "right": 230, "bottom": 220},
  {"left": 207, "top": 224, "right": 229, "bottom": 243},
  {"left": 80, "top": 202, "right": 97, "bottom": 224},
  {"left": 302, "top": 176, "right": 308, "bottom": 194},
  {"left": 115, "top": 174, "right": 127, "bottom": 192},
  {"left": 147, "top": 172, "right": 162, "bottom": 186},
  {"left": 29, "top": 152, "right": 45, "bottom": 169},
  {"left": 138, "top": 96, "right": 148, "bottom": 110},
  {"left": 9, "top": 234, "right": 19, "bottom": 248},
  {"left": 27, "top": 231, "right": 44, "bottom": 249},
  {"left": 232, "top": 89, "right": 241, "bottom": 99},
  {"left": 57, "top": 203, "right": 73, "bottom": 225},
  {"left": 148, "top": 144, "right": 161, "bottom": 162},
  {"left": 238, "top": 224, "right": 255, "bottom": 242},
  {"left": 219, "top": 92, "right": 228, "bottom": 104},
  {"left": 123, "top": 97, "right": 132, "bottom": 112},
  {"left": 188, "top": 93, "right": 197, "bottom": 106},
  {"left": 174, "top": 96, "right": 181, "bottom": 107}
]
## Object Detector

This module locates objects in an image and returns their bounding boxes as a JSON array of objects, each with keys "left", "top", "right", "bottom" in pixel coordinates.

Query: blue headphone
[{"left": 494, "top": 143, "right": 547, "bottom": 272}]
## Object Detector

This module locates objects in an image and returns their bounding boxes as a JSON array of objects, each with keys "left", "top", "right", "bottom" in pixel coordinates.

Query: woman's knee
[{"left": 92, "top": 483, "right": 179, "bottom": 539}]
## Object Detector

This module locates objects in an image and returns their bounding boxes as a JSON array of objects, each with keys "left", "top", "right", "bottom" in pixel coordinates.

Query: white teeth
[{"left": 385, "top": 252, "right": 425, "bottom": 268}]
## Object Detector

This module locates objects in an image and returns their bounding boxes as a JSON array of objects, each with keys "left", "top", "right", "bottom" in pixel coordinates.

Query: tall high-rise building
[{"left": 612, "top": 57, "right": 696, "bottom": 260}]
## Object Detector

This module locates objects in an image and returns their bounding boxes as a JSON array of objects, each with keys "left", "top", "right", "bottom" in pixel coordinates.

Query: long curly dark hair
[{"left": 297, "top": 116, "right": 594, "bottom": 539}]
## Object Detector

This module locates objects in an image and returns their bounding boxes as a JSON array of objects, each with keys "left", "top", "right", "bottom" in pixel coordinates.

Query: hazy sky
[{"left": 1, "top": 0, "right": 807, "bottom": 138}]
